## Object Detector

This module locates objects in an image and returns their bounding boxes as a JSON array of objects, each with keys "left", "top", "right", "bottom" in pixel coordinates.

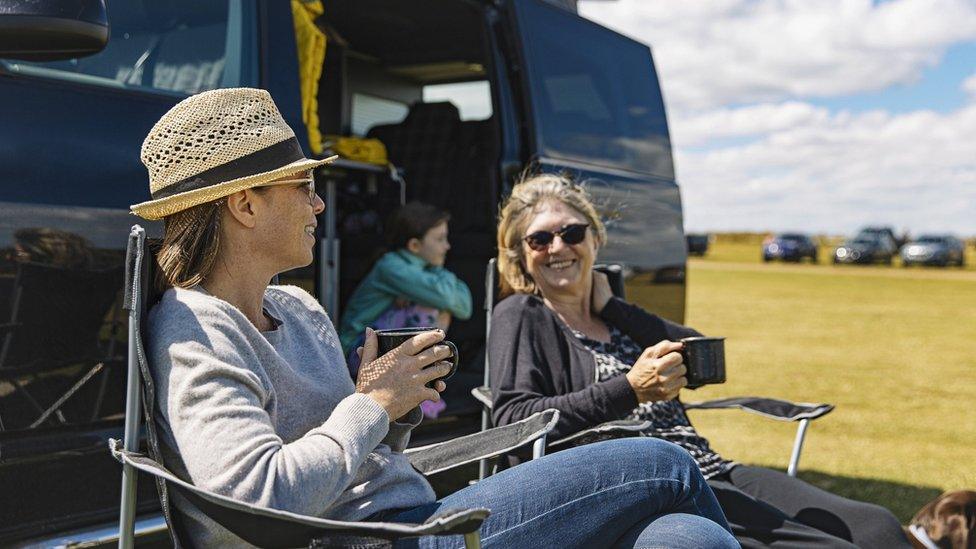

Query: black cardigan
[{"left": 488, "top": 294, "right": 700, "bottom": 441}]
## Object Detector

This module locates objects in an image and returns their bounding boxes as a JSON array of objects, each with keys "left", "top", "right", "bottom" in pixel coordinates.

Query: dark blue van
[{"left": 0, "top": 0, "right": 687, "bottom": 543}]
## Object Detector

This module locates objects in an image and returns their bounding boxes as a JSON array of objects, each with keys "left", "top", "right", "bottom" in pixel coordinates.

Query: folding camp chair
[
  {"left": 114, "top": 225, "right": 559, "bottom": 549},
  {"left": 475, "top": 258, "right": 834, "bottom": 479},
  {"left": 0, "top": 260, "right": 123, "bottom": 430}
]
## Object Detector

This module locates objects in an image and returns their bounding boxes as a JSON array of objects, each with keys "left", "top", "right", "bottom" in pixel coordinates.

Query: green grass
[{"left": 631, "top": 239, "right": 976, "bottom": 522}]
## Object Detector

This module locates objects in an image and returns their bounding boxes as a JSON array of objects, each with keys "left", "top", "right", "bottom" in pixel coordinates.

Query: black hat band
[{"left": 151, "top": 137, "right": 305, "bottom": 200}]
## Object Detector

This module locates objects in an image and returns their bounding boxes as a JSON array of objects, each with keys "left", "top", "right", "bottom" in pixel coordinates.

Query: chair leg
[
  {"left": 532, "top": 434, "right": 547, "bottom": 460},
  {"left": 478, "top": 407, "right": 490, "bottom": 480},
  {"left": 787, "top": 419, "right": 810, "bottom": 477},
  {"left": 119, "top": 324, "right": 142, "bottom": 548},
  {"left": 463, "top": 531, "right": 482, "bottom": 549}
]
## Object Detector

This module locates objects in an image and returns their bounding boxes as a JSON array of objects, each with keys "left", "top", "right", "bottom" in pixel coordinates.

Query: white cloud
[
  {"left": 676, "top": 100, "right": 976, "bottom": 234},
  {"left": 673, "top": 101, "right": 832, "bottom": 147},
  {"left": 577, "top": 0, "right": 976, "bottom": 235},
  {"left": 964, "top": 72, "right": 976, "bottom": 98},
  {"left": 580, "top": 0, "right": 976, "bottom": 111}
]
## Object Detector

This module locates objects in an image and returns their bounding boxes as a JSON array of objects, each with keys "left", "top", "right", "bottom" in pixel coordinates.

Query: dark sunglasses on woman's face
[{"left": 524, "top": 223, "right": 590, "bottom": 251}]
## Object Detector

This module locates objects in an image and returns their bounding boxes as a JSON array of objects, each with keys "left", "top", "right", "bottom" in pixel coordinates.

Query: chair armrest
[
  {"left": 683, "top": 396, "right": 834, "bottom": 422},
  {"left": 471, "top": 386, "right": 492, "bottom": 409},
  {"left": 0, "top": 321, "right": 21, "bottom": 335},
  {"left": 549, "top": 419, "right": 652, "bottom": 450},
  {"left": 405, "top": 409, "right": 559, "bottom": 475},
  {"left": 109, "top": 439, "right": 489, "bottom": 546}
]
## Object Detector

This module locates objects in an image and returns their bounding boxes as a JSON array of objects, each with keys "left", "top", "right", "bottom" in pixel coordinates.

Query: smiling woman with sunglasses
[{"left": 490, "top": 173, "right": 910, "bottom": 549}]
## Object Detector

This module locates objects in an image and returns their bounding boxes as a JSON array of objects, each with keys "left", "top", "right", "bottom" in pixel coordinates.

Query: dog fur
[{"left": 906, "top": 490, "right": 976, "bottom": 549}]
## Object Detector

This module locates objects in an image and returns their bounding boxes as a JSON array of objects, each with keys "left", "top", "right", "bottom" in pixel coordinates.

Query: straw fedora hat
[{"left": 130, "top": 88, "right": 337, "bottom": 220}]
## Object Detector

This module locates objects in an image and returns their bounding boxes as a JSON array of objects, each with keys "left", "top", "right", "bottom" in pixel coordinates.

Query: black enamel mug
[
  {"left": 680, "top": 336, "right": 726, "bottom": 389},
  {"left": 374, "top": 327, "right": 459, "bottom": 386}
]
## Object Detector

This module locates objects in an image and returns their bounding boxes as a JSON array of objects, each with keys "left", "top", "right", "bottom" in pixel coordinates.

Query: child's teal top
[{"left": 338, "top": 249, "right": 472, "bottom": 354}]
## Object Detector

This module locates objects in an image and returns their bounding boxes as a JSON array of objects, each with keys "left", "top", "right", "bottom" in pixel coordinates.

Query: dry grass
[{"left": 634, "top": 239, "right": 976, "bottom": 521}]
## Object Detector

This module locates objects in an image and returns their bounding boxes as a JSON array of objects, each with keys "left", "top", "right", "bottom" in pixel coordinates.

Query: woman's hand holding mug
[
  {"left": 355, "top": 328, "right": 452, "bottom": 421},
  {"left": 625, "top": 340, "right": 687, "bottom": 403}
]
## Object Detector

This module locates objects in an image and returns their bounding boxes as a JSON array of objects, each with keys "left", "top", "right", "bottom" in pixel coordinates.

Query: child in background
[{"left": 339, "top": 202, "right": 472, "bottom": 417}]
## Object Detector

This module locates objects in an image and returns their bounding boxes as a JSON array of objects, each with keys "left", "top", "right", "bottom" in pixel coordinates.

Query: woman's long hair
[
  {"left": 496, "top": 172, "right": 606, "bottom": 298},
  {"left": 156, "top": 200, "right": 224, "bottom": 290}
]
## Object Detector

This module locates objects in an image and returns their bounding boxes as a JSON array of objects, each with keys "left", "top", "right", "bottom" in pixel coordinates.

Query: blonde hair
[{"left": 496, "top": 172, "right": 606, "bottom": 297}]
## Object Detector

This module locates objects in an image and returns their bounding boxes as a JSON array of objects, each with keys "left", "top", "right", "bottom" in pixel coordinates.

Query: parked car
[
  {"left": 901, "top": 235, "right": 966, "bottom": 267},
  {"left": 856, "top": 226, "right": 905, "bottom": 251},
  {"left": 0, "top": 0, "right": 690, "bottom": 544},
  {"left": 762, "top": 233, "right": 818, "bottom": 263},
  {"left": 833, "top": 234, "right": 895, "bottom": 265},
  {"left": 686, "top": 233, "right": 710, "bottom": 256}
]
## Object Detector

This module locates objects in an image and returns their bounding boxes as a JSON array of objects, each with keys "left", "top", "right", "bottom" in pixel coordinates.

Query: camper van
[{"left": 0, "top": 0, "right": 687, "bottom": 543}]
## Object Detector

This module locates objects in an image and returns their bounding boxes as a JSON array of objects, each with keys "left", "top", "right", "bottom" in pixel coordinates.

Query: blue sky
[
  {"left": 580, "top": 0, "right": 976, "bottom": 236},
  {"left": 807, "top": 42, "right": 976, "bottom": 115}
]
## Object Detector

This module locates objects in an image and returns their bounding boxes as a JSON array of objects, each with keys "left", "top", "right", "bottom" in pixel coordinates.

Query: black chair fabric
[
  {"left": 406, "top": 409, "right": 558, "bottom": 476},
  {"left": 111, "top": 440, "right": 490, "bottom": 548},
  {"left": 683, "top": 397, "right": 834, "bottom": 422}
]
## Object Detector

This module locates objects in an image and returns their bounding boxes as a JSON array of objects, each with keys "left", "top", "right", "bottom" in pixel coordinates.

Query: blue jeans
[{"left": 388, "top": 438, "right": 738, "bottom": 548}]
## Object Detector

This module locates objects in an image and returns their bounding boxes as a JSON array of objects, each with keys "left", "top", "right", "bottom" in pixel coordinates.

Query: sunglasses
[
  {"left": 524, "top": 223, "right": 590, "bottom": 252},
  {"left": 262, "top": 171, "right": 317, "bottom": 205}
]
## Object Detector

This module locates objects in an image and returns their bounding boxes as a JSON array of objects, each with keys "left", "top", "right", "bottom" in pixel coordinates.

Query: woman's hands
[
  {"left": 355, "top": 328, "right": 452, "bottom": 421},
  {"left": 591, "top": 270, "right": 614, "bottom": 315},
  {"left": 625, "top": 340, "right": 687, "bottom": 403}
]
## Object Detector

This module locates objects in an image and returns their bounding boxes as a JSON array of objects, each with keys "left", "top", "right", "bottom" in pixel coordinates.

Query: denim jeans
[{"left": 387, "top": 438, "right": 738, "bottom": 549}]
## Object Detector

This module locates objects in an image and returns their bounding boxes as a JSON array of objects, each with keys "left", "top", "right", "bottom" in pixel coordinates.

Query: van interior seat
[{"left": 367, "top": 101, "right": 462, "bottom": 207}]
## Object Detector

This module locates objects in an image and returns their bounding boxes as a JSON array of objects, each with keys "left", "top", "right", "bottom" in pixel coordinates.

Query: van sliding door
[
  {"left": 507, "top": 0, "right": 674, "bottom": 178},
  {"left": 506, "top": 0, "right": 687, "bottom": 322}
]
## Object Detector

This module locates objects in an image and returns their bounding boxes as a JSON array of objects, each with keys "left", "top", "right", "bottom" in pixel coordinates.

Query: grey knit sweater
[{"left": 147, "top": 285, "right": 435, "bottom": 546}]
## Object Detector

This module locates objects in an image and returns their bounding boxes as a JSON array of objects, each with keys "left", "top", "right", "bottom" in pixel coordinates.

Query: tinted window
[
  {"left": 514, "top": 0, "right": 673, "bottom": 177},
  {"left": 0, "top": 203, "right": 163, "bottom": 434},
  {"left": 423, "top": 81, "right": 493, "bottom": 121},
  {"left": 0, "top": 0, "right": 257, "bottom": 96},
  {"left": 352, "top": 93, "right": 409, "bottom": 136}
]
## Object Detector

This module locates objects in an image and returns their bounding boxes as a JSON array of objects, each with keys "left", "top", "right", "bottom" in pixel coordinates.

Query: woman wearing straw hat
[{"left": 132, "top": 87, "right": 737, "bottom": 548}]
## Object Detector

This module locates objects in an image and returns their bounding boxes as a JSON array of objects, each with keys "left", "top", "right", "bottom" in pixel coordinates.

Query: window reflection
[{"left": 0, "top": 227, "right": 126, "bottom": 432}]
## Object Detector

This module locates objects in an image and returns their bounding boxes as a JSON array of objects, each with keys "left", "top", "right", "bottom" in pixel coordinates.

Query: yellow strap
[{"left": 291, "top": 0, "right": 326, "bottom": 155}]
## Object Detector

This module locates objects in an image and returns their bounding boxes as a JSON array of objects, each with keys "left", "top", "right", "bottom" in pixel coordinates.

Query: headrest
[{"left": 405, "top": 102, "right": 461, "bottom": 124}]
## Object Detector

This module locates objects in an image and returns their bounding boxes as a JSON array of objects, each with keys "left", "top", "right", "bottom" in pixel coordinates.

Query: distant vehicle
[
  {"left": 833, "top": 234, "right": 895, "bottom": 265},
  {"left": 901, "top": 235, "right": 966, "bottom": 267},
  {"left": 856, "top": 226, "right": 904, "bottom": 251},
  {"left": 762, "top": 233, "right": 818, "bottom": 263},
  {"left": 686, "top": 233, "right": 710, "bottom": 256}
]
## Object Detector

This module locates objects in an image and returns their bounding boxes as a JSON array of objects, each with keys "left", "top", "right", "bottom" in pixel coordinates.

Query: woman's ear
[{"left": 225, "top": 189, "right": 259, "bottom": 228}]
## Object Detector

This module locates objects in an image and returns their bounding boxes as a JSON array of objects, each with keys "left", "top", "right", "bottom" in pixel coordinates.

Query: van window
[
  {"left": 352, "top": 93, "right": 409, "bottom": 136},
  {"left": 512, "top": 0, "right": 674, "bottom": 178},
  {"left": 0, "top": 0, "right": 258, "bottom": 96},
  {"left": 423, "top": 81, "right": 493, "bottom": 121}
]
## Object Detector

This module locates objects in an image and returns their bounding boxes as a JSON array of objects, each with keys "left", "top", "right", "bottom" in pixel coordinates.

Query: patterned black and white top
[{"left": 573, "top": 325, "right": 734, "bottom": 479}]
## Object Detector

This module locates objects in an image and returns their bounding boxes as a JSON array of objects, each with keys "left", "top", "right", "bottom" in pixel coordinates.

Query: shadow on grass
[
  {"left": 427, "top": 463, "right": 942, "bottom": 525},
  {"left": 778, "top": 468, "right": 941, "bottom": 524}
]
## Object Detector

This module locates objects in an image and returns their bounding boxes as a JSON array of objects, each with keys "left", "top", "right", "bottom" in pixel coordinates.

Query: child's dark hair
[{"left": 385, "top": 202, "right": 451, "bottom": 249}]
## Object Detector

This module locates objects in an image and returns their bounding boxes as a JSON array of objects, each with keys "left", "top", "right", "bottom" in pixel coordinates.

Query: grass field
[{"left": 638, "top": 236, "right": 976, "bottom": 522}]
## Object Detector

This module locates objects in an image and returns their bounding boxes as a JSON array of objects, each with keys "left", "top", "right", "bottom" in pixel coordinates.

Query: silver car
[{"left": 901, "top": 235, "right": 966, "bottom": 267}]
